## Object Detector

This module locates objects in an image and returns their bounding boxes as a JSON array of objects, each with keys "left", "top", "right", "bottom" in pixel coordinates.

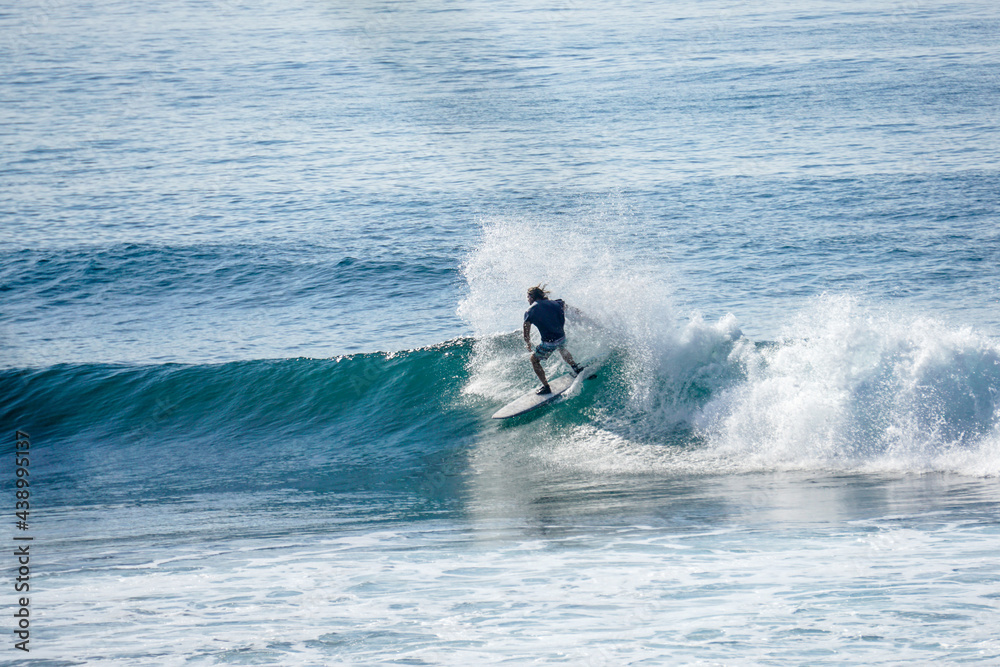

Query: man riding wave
[{"left": 523, "top": 284, "right": 584, "bottom": 394}]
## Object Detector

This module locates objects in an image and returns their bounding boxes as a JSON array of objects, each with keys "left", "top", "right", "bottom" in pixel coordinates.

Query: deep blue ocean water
[{"left": 2, "top": 0, "right": 1000, "bottom": 663}]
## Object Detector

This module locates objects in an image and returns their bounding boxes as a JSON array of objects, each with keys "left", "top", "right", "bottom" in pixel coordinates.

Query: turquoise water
[{"left": 3, "top": 0, "right": 1000, "bottom": 663}]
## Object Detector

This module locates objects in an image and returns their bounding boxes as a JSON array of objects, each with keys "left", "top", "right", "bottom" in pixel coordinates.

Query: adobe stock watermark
[{"left": 12, "top": 430, "right": 33, "bottom": 653}]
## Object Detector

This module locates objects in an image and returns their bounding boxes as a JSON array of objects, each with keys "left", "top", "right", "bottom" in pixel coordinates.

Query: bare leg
[
  {"left": 558, "top": 348, "right": 584, "bottom": 374},
  {"left": 530, "top": 354, "right": 550, "bottom": 391}
]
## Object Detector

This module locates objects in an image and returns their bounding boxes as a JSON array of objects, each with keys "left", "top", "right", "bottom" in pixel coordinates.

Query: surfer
[{"left": 523, "top": 285, "right": 584, "bottom": 394}]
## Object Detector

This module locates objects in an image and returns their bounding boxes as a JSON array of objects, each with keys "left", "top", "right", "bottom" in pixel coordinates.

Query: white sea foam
[
  {"left": 458, "top": 208, "right": 678, "bottom": 402},
  {"left": 553, "top": 296, "right": 1000, "bottom": 477},
  {"left": 695, "top": 295, "right": 1000, "bottom": 475},
  {"left": 38, "top": 494, "right": 1000, "bottom": 666},
  {"left": 461, "top": 215, "right": 1000, "bottom": 477}
]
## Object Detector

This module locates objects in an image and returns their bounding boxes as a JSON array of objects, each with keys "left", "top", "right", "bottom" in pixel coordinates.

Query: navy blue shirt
[{"left": 524, "top": 298, "right": 566, "bottom": 342}]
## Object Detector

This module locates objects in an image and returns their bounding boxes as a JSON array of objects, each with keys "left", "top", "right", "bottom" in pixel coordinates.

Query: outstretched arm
[{"left": 523, "top": 321, "right": 533, "bottom": 351}]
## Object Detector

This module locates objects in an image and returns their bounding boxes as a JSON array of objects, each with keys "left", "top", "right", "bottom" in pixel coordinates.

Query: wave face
[{"left": 0, "top": 341, "right": 480, "bottom": 503}]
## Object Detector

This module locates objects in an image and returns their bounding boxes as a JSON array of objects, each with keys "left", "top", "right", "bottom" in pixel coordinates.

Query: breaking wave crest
[{"left": 459, "top": 214, "right": 1000, "bottom": 477}]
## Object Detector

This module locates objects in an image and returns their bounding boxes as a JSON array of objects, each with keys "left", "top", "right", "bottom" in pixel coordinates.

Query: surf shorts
[{"left": 533, "top": 336, "right": 567, "bottom": 361}]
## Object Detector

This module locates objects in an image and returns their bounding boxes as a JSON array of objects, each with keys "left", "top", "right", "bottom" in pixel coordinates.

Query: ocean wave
[
  {"left": 457, "top": 214, "right": 1000, "bottom": 478},
  {"left": 0, "top": 339, "right": 480, "bottom": 501},
  {"left": 694, "top": 295, "right": 1000, "bottom": 475},
  {"left": 4, "top": 298, "right": 999, "bottom": 510},
  {"left": 0, "top": 243, "right": 457, "bottom": 310}
]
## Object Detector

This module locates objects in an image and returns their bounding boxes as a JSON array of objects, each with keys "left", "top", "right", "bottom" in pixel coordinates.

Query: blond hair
[{"left": 527, "top": 284, "right": 548, "bottom": 300}]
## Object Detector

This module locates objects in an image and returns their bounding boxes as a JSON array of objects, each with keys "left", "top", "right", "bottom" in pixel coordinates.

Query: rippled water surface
[{"left": 2, "top": 0, "right": 999, "bottom": 663}]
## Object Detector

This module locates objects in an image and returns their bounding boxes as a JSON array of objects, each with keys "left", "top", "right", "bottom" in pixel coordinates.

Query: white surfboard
[{"left": 491, "top": 358, "right": 604, "bottom": 420}]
